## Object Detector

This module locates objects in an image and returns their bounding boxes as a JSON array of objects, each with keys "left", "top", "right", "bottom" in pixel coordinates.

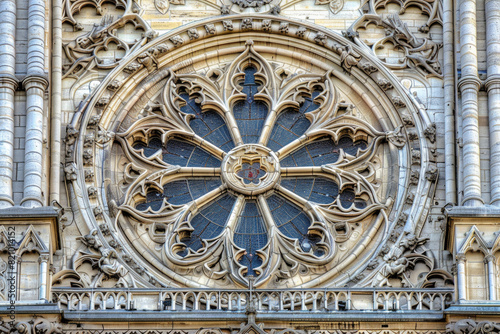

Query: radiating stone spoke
[
  {"left": 275, "top": 136, "right": 307, "bottom": 160},
  {"left": 258, "top": 109, "right": 277, "bottom": 146},
  {"left": 274, "top": 184, "right": 309, "bottom": 208},
  {"left": 224, "top": 110, "right": 244, "bottom": 147},
  {"left": 225, "top": 194, "right": 246, "bottom": 230},
  {"left": 190, "top": 134, "right": 228, "bottom": 158},
  {"left": 257, "top": 195, "right": 276, "bottom": 231},
  {"left": 280, "top": 166, "right": 323, "bottom": 177},
  {"left": 191, "top": 184, "right": 227, "bottom": 211}
]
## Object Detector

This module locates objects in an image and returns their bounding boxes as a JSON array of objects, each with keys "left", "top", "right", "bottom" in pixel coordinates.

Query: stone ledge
[
  {"left": 445, "top": 206, "right": 500, "bottom": 218},
  {"left": 60, "top": 311, "right": 446, "bottom": 322},
  {"left": 0, "top": 206, "right": 59, "bottom": 219},
  {"left": 0, "top": 303, "right": 61, "bottom": 314},
  {"left": 445, "top": 304, "right": 500, "bottom": 315}
]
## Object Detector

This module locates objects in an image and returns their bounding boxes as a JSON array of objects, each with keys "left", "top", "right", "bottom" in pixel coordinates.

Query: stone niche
[{"left": 0, "top": 207, "right": 60, "bottom": 302}]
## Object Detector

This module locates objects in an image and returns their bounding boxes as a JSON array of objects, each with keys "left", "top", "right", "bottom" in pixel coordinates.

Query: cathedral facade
[{"left": 0, "top": 0, "right": 499, "bottom": 332}]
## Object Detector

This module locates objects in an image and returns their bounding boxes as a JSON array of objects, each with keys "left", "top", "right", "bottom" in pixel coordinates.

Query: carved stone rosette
[{"left": 63, "top": 15, "right": 437, "bottom": 290}]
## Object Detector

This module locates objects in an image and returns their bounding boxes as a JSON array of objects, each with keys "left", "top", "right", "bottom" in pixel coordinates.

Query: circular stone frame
[{"left": 65, "top": 14, "right": 438, "bottom": 289}]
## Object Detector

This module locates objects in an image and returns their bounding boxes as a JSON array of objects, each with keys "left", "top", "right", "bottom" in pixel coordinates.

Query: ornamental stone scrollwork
[
  {"left": 62, "top": 16, "right": 437, "bottom": 291},
  {"left": 368, "top": 232, "right": 431, "bottom": 287},
  {"left": 315, "top": 0, "right": 344, "bottom": 14},
  {"left": 347, "top": 0, "right": 443, "bottom": 78},
  {"left": 0, "top": 317, "right": 62, "bottom": 334},
  {"left": 154, "top": 0, "right": 185, "bottom": 15},
  {"left": 62, "top": 0, "right": 155, "bottom": 80},
  {"left": 447, "top": 320, "right": 500, "bottom": 334}
]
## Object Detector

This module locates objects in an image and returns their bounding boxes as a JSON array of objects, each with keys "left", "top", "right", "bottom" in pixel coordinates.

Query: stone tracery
[
  {"left": 112, "top": 42, "right": 395, "bottom": 287},
  {"left": 61, "top": 15, "right": 440, "bottom": 291}
]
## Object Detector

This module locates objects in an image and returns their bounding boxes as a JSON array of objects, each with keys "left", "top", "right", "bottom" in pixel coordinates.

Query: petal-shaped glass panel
[
  {"left": 339, "top": 189, "right": 367, "bottom": 209},
  {"left": 136, "top": 178, "right": 221, "bottom": 210},
  {"left": 163, "top": 178, "right": 221, "bottom": 205},
  {"left": 133, "top": 136, "right": 163, "bottom": 157},
  {"left": 180, "top": 93, "right": 235, "bottom": 152},
  {"left": 233, "top": 200, "right": 268, "bottom": 276},
  {"left": 267, "top": 91, "right": 320, "bottom": 151},
  {"left": 280, "top": 136, "right": 368, "bottom": 167},
  {"left": 177, "top": 193, "right": 236, "bottom": 257},
  {"left": 233, "top": 66, "right": 268, "bottom": 143},
  {"left": 136, "top": 189, "right": 164, "bottom": 211},
  {"left": 280, "top": 177, "right": 339, "bottom": 204},
  {"left": 163, "top": 139, "right": 220, "bottom": 167},
  {"left": 267, "top": 194, "right": 324, "bottom": 256}
]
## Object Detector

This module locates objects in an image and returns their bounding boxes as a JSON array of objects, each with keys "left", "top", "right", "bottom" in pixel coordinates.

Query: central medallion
[{"left": 221, "top": 144, "right": 280, "bottom": 196}]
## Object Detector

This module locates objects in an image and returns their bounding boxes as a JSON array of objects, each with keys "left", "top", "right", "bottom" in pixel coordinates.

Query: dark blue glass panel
[
  {"left": 179, "top": 93, "right": 235, "bottom": 152},
  {"left": 339, "top": 189, "right": 367, "bottom": 209},
  {"left": 281, "top": 177, "right": 339, "bottom": 204},
  {"left": 163, "top": 178, "right": 221, "bottom": 205},
  {"left": 233, "top": 66, "right": 269, "bottom": 143},
  {"left": 177, "top": 194, "right": 236, "bottom": 256},
  {"left": 267, "top": 91, "right": 320, "bottom": 151},
  {"left": 163, "top": 139, "right": 220, "bottom": 167},
  {"left": 133, "top": 136, "right": 163, "bottom": 157},
  {"left": 267, "top": 195, "right": 324, "bottom": 256},
  {"left": 280, "top": 136, "right": 367, "bottom": 167},
  {"left": 135, "top": 178, "right": 221, "bottom": 211},
  {"left": 233, "top": 200, "right": 268, "bottom": 276},
  {"left": 136, "top": 189, "right": 164, "bottom": 211}
]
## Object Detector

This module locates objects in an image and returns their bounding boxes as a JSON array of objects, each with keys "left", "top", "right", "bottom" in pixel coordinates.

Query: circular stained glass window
[{"left": 112, "top": 42, "right": 396, "bottom": 288}]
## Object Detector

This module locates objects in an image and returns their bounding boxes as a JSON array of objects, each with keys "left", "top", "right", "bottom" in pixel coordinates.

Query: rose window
[{"left": 115, "top": 43, "right": 393, "bottom": 288}]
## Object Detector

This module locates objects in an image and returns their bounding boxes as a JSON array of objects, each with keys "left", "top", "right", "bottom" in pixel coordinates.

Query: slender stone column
[
  {"left": 456, "top": 253, "right": 467, "bottom": 302},
  {"left": 50, "top": 0, "right": 63, "bottom": 204},
  {"left": 485, "top": 0, "right": 500, "bottom": 205},
  {"left": 458, "top": 0, "right": 483, "bottom": 206},
  {"left": 21, "top": 0, "right": 48, "bottom": 208},
  {"left": 38, "top": 254, "right": 49, "bottom": 300},
  {"left": 485, "top": 255, "right": 497, "bottom": 300},
  {"left": 443, "top": 0, "right": 457, "bottom": 204},
  {"left": 0, "top": 0, "right": 17, "bottom": 207}
]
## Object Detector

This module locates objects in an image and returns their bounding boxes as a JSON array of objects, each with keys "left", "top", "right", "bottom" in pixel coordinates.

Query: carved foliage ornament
[
  {"left": 62, "top": 0, "right": 156, "bottom": 79},
  {"left": 112, "top": 41, "right": 397, "bottom": 288},
  {"left": 346, "top": 0, "right": 443, "bottom": 78}
]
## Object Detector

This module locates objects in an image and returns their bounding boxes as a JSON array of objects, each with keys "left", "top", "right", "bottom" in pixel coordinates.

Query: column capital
[
  {"left": 456, "top": 253, "right": 467, "bottom": 263},
  {"left": 485, "top": 75, "right": 500, "bottom": 91},
  {"left": 38, "top": 253, "right": 50, "bottom": 264},
  {"left": 484, "top": 254, "right": 496, "bottom": 263},
  {"left": 0, "top": 74, "right": 19, "bottom": 89},
  {"left": 22, "top": 74, "right": 49, "bottom": 91},
  {"left": 458, "top": 75, "right": 482, "bottom": 92}
]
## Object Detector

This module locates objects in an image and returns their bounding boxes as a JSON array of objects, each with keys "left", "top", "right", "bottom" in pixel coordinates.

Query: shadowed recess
[
  {"left": 280, "top": 177, "right": 339, "bottom": 204},
  {"left": 267, "top": 90, "right": 321, "bottom": 151},
  {"left": 177, "top": 194, "right": 236, "bottom": 257},
  {"left": 135, "top": 178, "right": 221, "bottom": 210},
  {"left": 233, "top": 66, "right": 269, "bottom": 143},
  {"left": 233, "top": 200, "right": 268, "bottom": 276},
  {"left": 267, "top": 194, "right": 324, "bottom": 256},
  {"left": 179, "top": 93, "right": 235, "bottom": 152},
  {"left": 280, "top": 136, "right": 368, "bottom": 167}
]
